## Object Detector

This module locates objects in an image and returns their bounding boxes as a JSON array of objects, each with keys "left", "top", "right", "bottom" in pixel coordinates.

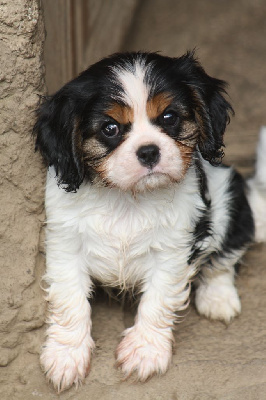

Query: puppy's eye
[
  {"left": 101, "top": 122, "right": 120, "bottom": 138},
  {"left": 161, "top": 110, "right": 179, "bottom": 127}
]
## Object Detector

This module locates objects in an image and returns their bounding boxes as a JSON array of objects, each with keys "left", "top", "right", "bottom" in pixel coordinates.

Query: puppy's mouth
[{"left": 132, "top": 171, "right": 174, "bottom": 193}]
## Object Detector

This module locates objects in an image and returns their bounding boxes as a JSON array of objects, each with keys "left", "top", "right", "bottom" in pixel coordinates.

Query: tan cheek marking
[
  {"left": 94, "top": 162, "right": 110, "bottom": 184},
  {"left": 176, "top": 121, "right": 198, "bottom": 174},
  {"left": 146, "top": 93, "right": 173, "bottom": 120},
  {"left": 83, "top": 137, "right": 107, "bottom": 161},
  {"left": 82, "top": 137, "right": 111, "bottom": 185},
  {"left": 106, "top": 103, "right": 134, "bottom": 124},
  {"left": 177, "top": 142, "right": 194, "bottom": 174},
  {"left": 179, "top": 120, "right": 199, "bottom": 147},
  {"left": 83, "top": 140, "right": 114, "bottom": 186}
]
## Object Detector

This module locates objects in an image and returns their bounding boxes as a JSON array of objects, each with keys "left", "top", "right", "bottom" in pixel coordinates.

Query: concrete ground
[{"left": 2, "top": 1, "right": 266, "bottom": 399}]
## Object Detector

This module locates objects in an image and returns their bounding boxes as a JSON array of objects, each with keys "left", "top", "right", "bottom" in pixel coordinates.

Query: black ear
[
  {"left": 180, "top": 52, "right": 234, "bottom": 165},
  {"left": 33, "top": 91, "right": 84, "bottom": 192}
]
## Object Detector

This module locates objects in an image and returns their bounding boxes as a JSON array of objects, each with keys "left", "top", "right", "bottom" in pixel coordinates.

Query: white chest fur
[{"left": 45, "top": 168, "right": 202, "bottom": 288}]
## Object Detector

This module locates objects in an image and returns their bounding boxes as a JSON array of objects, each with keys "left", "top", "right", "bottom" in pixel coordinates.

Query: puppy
[{"left": 34, "top": 51, "right": 266, "bottom": 391}]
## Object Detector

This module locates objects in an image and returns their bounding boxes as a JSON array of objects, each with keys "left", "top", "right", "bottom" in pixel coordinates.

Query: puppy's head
[{"left": 34, "top": 51, "right": 233, "bottom": 192}]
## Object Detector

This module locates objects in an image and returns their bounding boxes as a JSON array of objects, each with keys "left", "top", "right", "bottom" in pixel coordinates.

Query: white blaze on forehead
[{"left": 113, "top": 61, "right": 149, "bottom": 120}]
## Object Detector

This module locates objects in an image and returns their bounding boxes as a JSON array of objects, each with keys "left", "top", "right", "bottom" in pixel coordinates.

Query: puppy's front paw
[
  {"left": 116, "top": 325, "right": 172, "bottom": 381},
  {"left": 40, "top": 335, "right": 95, "bottom": 392},
  {"left": 195, "top": 282, "right": 241, "bottom": 323}
]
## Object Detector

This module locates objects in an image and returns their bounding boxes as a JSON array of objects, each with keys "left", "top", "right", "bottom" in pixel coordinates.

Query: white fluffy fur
[
  {"left": 195, "top": 252, "right": 243, "bottom": 323},
  {"left": 42, "top": 156, "right": 246, "bottom": 390},
  {"left": 113, "top": 59, "right": 148, "bottom": 116}
]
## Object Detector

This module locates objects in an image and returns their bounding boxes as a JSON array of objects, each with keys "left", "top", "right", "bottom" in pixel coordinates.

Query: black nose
[{"left": 136, "top": 144, "right": 160, "bottom": 168}]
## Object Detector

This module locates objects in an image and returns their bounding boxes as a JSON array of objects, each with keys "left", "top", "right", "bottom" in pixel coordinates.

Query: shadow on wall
[{"left": 42, "top": 0, "right": 140, "bottom": 94}]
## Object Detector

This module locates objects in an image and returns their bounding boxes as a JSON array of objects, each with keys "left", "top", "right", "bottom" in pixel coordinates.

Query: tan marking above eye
[
  {"left": 105, "top": 103, "right": 134, "bottom": 125},
  {"left": 146, "top": 93, "right": 173, "bottom": 120}
]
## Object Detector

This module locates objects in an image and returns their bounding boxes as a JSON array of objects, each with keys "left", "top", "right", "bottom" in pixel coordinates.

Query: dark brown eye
[
  {"left": 161, "top": 110, "right": 179, "bottom": 127},
  {"left": 101, "top": 122, "right": 120, "bottom": 137}
]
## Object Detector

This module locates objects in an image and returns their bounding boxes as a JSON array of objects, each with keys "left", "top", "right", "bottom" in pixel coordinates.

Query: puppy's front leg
[
  {"left": 116, "top": 259, "right": 194, "bottom": 381},
  {"left": 41, "top": 238, "right": 94, "bottom": 392}
]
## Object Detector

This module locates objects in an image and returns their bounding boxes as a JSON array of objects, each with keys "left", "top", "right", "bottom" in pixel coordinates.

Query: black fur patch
[
  {"left": 194, "top": 156, "right": 211, "bottom": 207},
  {"left": 188, "top": 159, "right": 212, "bottom": 265},
  {"left": 188, "top": 207, "right": 212, "bottom": 265},
  {"left": 221, "top": 170, "right": 255, "bottom": 252}
]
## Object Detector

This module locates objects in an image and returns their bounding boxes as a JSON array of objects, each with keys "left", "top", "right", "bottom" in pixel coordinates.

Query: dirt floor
[{"left": 2, "top": 0, "right": 266, "bottom": 399}]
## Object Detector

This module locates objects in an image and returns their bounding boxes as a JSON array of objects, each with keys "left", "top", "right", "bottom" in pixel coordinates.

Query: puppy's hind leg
[{"left": 194, "top": 252, "right": 244, "bottom": 323}]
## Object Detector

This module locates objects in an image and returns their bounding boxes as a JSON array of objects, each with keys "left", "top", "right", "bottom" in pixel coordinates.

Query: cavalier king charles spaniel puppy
[{"left": 34, "top": 51, "right": 266, "bottom": 391}]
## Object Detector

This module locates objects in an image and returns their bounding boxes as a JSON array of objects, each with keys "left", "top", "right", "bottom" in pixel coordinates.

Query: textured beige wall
[
  {"left": 0, "top": 1, "right": 139, "bottom": 393},
  {"left": 0, "top": 0, "right": 46, "bottom": 368}
]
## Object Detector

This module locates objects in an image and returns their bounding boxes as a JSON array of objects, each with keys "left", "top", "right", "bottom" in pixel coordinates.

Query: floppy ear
[
  {"left": 180, "top": 52, "right": 234, "bottom": 165},
  {"left": 34, "top": 91, "right": 84, "bottom": 192}
]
